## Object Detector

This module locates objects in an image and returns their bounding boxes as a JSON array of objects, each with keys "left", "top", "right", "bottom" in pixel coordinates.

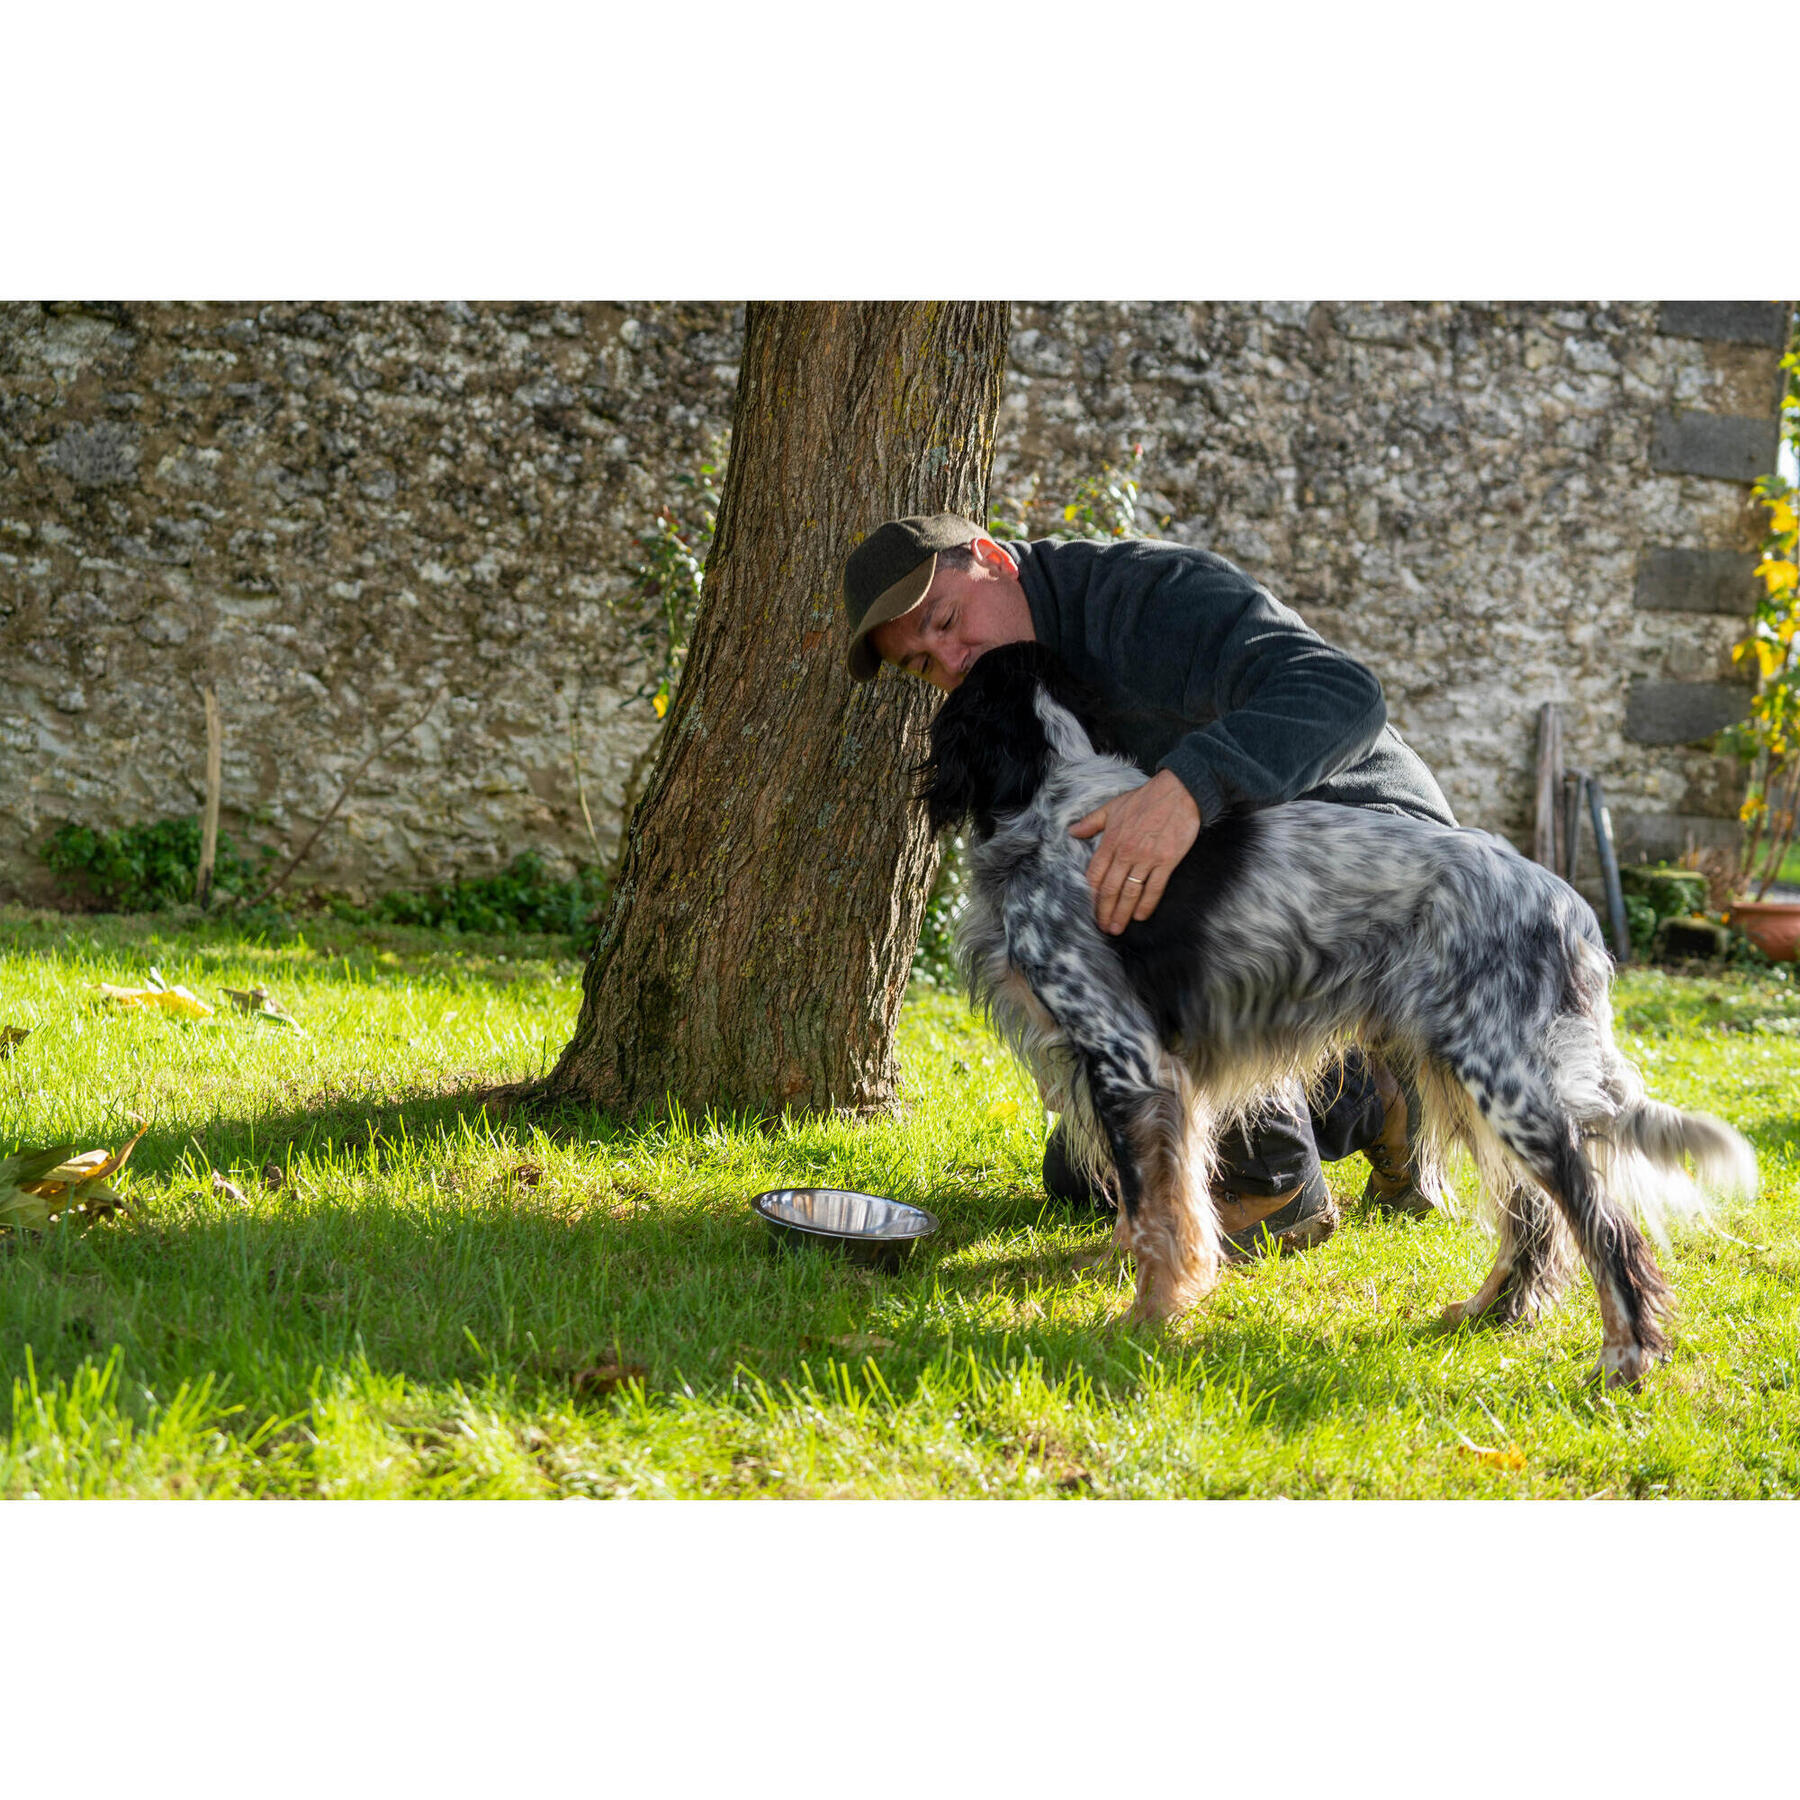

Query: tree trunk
[{"left": 537, "top": 302, "right": 1010, "bottom": 1120}]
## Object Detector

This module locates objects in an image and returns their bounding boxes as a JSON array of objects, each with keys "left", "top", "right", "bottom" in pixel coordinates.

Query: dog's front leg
[
  {"left": 1099, "top": 1070, "right": 1222, "bottom": 1323},
  {"left": 1009, "top": 949, "right": 1221, "bottom": 1321}
]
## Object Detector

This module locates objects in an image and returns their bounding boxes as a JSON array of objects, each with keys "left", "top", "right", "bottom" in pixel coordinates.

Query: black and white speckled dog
[{"left": 920, "top": 641, "right": 1758, "bottom": 1386}]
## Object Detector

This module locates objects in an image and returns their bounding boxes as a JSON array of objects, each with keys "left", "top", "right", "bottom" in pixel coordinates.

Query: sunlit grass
[{"left": 2, "top": 903, "right": 1797, "bottom": 1499}]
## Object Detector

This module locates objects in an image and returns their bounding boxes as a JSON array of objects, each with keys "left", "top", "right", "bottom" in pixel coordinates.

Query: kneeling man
[{"left": 843, "top": 513, "right": 1454, "bottom": 1254}]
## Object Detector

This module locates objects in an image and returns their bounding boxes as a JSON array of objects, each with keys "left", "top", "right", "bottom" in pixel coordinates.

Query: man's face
[{"left": 868, "top": 539, "right": 1033, "bottom": 692}]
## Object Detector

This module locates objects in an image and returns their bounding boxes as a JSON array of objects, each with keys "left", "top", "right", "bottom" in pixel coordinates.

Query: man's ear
[{"left": 972, "top": 536, "right": 1019, "bottom": 579}]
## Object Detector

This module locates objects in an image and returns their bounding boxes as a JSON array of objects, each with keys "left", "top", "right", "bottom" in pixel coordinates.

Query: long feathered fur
[{"left": 919, "top": 642, "right": 1759, "bottom": 1386}]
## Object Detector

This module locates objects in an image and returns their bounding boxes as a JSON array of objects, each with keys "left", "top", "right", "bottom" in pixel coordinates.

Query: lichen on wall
[{"left": 0, "top": 300, "right": 741, "bottom": 904}]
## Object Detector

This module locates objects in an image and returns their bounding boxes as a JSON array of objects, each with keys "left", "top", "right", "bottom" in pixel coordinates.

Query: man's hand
[{"left": 1069, "top": 769, "right": 1202, "bottom": 935}]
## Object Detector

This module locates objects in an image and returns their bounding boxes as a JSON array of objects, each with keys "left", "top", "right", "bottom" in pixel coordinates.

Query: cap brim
[{"left": 845, "top": 554, "right": 936, "bottom": 682}]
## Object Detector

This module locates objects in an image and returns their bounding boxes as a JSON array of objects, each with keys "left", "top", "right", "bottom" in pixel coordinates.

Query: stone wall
[
  {"left": 1, "top": 300, "right": 1787, "bottom": 907},
  {"left": 994, "top": 300, "right": 1787, "bottom": 868}
]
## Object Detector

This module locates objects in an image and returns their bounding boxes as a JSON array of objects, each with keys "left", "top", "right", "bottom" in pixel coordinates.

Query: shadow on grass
[
  {"left": 0, "top": 1149, "right": 1513, "bottom": 1454},
  {"left": 2, "top": 1053, "right": 1644, "bottom": 1439}
]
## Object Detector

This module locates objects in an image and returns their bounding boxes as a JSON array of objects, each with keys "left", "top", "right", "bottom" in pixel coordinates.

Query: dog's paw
[{"left": 1593, "top": 1343, "right": 1659, "bottom": 1390}]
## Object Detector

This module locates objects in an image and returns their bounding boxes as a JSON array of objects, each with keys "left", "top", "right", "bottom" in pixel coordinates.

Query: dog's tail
[
  {"left": 1617, "top": 1099, "right": 1759, "bottom": 1201},
  {"left": 1593, "top": 1097, "right": 1759, "bottom": 1246}
]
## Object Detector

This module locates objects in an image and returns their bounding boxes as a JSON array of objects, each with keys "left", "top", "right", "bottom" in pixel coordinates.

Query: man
[{"left": 842, "top": 512, "right": 1456, "bottom": 1255}]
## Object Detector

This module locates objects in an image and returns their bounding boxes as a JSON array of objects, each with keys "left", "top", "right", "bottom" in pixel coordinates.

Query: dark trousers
[
  {"left": 1043, "top": 1048, "right": 1388, "bottom": 1207},
  {"left": 1213, "top": 1048, "right": 1388, "bottom": 1197}
]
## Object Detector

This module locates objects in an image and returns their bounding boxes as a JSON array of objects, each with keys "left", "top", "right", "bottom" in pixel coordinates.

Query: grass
[{"left": 1, "top": 903, "right": 1797, "bottom": 1499}]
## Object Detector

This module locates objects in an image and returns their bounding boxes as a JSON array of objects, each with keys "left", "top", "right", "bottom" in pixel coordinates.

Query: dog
[{"left": 918, "top": 641, "right": 1758, "bottom": 1387}]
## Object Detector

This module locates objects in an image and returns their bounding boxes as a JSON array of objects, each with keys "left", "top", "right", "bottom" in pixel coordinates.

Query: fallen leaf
[
  {"left": 1456, "top": 1436, "right": 1526, "bottom": 1470},
  {"left": 97, "top": 980, "right": 213, "bottom": 1020},
  {"left": 212, "top": 1171, "right": 249, "bottom": 1205},
  {"left": 829, "top": 1332, "right": 895, "bottom": 1353},
  {"left": 223, "top": 986, "right": 304, "bottom": 1031},
  {"left": 1, "top": 1120, "right": 149, "bottom": 1228},
  {"left": 0, "top": 1026, "right": 29, "bottom": 1059},
  {"left": 572, "top": 1360, "right": 647, "bottom": 1400},
  {"left": 510, "top": 1161, "right": 544, "bottom": 1189},
  {"left": 261, "top": 1163, "right": 285, "bottom": 1190}
]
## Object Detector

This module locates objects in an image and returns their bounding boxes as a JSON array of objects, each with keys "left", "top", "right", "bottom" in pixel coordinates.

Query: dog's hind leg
[
  {"left": 1441, "top": 1169, "right": 1575, "bottom": 1330},
  {"left": 1452, "top": 1063, "right": 1673, "bottom": 1386}
]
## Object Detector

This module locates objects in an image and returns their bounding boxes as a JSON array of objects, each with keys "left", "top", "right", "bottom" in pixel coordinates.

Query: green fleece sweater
[{"left": 1010, "top": 536, "right": 1456, "bottom": 828}]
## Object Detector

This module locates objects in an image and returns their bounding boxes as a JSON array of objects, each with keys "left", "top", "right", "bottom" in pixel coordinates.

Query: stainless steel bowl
[{"left": 750, "top": 1187, "right": 939, "bottom": 1272}]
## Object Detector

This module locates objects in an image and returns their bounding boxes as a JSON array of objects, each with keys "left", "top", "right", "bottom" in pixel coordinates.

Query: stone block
[
  {"left": 1655, "top": 302, "right": 1789, "bottom": 348},
  {"left": 1633, "top": 547, "right": 1760, "bottom": 614},
  {"left": 1655, "top": 915, "right": 1733, "bottom": 960},
  {"left": 1650, "top": 411, "right": 1781, "bottom": 482},
  {"left": 1623, "top": 680, "right": 1752, "bottom": 745},
  {"left": 1611, "top": 811, "right": 1740, "bottom": 866},
  {"left": 1618, "top": 863, "right": 1708, "bottom": 916}
]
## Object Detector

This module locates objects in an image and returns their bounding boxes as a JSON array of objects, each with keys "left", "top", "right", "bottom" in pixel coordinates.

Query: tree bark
[{"left": 536, "top": 302, "right": 1010, "bottom": 1120}]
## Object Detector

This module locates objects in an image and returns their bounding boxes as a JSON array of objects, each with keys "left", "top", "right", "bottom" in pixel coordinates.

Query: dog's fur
[{"left": 919, "top": 642, "right": 1758, "bottom": 1386}]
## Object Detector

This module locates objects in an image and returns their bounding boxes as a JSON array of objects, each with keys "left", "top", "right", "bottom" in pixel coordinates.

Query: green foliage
[
  {"left": 911, "top": 834, "right": 970, "bottom": 989},
  {"left": 1718, "top": 310, "right": 1800, "bottom": 899},
  {"left": 334, "top": 853, "right": 609, "bottom": 945},
  {"left": 617, "top": 436, "right": 726, "bottom": 720},
  {"left": 988, "top": 443, "right": 1157, "bottom": 543},
  {"left": 40, "top": 817, "right": 268, "bottom": 913}
]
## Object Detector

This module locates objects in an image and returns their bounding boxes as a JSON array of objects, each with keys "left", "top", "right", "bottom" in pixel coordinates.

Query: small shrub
[
  {"left": 913, "top": 835, "right": 969, "bottom": 988},
  {"left": 333, "top": 853, "right": 610, "bottom": 945},
  {"left": 40, "top": 816, "right": 269, "bottom": 912}
]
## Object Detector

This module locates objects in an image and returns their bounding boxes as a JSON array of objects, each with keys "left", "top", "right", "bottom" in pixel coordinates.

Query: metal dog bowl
[{"left": 750, "top": 1188, "right": 939, "bottom": 1272}]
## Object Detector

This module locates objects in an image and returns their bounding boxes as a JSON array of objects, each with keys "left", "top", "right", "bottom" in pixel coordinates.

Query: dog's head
[{"left": 917, "top": 641, "right": 1117, "bottom": 837}]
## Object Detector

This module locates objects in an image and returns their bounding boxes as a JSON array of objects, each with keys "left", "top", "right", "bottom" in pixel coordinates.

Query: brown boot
[
  {"left": 1218, "top": 1170, "right": 1339, "bottom": 1260},
  {"left": 1361, "top": 1056, "right": 1440, "bottom": 1219}
]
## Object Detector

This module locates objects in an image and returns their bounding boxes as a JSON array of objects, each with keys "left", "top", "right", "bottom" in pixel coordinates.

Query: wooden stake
[
  {"left": 1534, "top": 703, "right": 1564, "bottom": 874},
  {"left": 1562, "top": 770, "right": 1584, "bottom": 888},
  {"left": 196, "top": 684, "right": 222, "bottom": 909},
  {"left": 1586, "top": 774, "right": 1632, "bottom": 962}
]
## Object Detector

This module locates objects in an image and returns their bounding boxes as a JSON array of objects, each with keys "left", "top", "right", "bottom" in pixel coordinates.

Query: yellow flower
[
  {"left": 1756, "top": 557, "right": 1798, "bottom": 598},
  {"left": 1768, "top": 498, "right": 1798, "bottom": 538}
]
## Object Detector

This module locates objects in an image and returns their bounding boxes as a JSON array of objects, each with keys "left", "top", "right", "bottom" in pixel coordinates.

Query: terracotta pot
[{"left": 1728, "top": 901, "right": 1800, "bottom": 963}]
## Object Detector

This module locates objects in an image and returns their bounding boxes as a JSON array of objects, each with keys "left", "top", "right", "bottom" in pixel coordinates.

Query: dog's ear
[{"left": 917, "top": 652, "right": 1053, "bottom": 837}]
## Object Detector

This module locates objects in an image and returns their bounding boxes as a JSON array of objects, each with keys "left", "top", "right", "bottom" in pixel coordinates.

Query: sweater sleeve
[{"left": 1151, "top": 584, "right": 1389, "bottom": 824}]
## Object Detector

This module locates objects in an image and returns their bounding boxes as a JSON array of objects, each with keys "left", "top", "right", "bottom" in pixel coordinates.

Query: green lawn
[{"left": 2, "top": 904, "right": 1797, "bottom": 1499}]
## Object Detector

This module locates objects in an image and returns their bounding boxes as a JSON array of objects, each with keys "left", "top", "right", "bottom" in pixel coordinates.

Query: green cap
[{"left": 841, "top": 513, "right": 984, "bottom": 682}]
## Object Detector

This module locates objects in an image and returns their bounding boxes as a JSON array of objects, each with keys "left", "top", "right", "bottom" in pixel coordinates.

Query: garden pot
[{"left": 1728, "top": 900, "right": 1800, "bottom": 963}]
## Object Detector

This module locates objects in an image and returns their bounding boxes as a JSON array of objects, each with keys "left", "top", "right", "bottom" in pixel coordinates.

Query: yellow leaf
[
  {"left": 97, "top": 983, "right": 214, "bottom": 1019},
  {"left": 1459, "top": 1443, "right": 1526, "bottom": 1470},
  {"left": 652, "top": 690, "right": 669, "bottom": 719},
  {"left": 985, "top": 1096, "right": 1020, "bottom": 1121}
]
